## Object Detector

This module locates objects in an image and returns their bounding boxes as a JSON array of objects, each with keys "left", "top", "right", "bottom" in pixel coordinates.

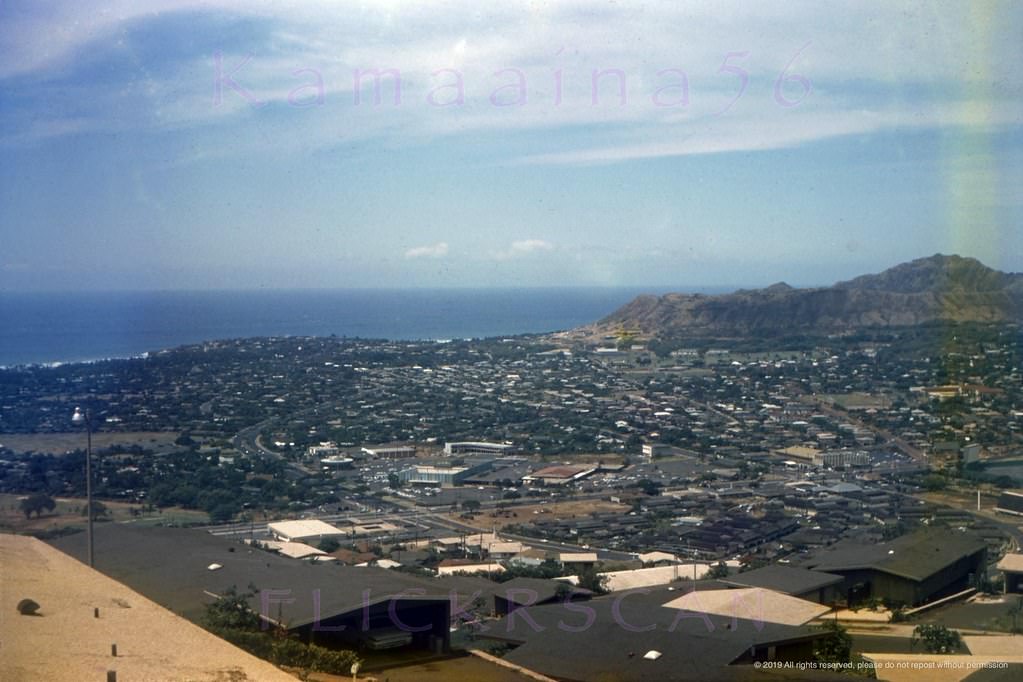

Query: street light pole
[{"left": 72, "top": 407, "right": 94, "bottom": 568}]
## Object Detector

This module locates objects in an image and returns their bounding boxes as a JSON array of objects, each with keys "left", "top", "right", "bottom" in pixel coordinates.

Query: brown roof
[{"left": 0, "top": 534, "right": 296, "bottom": 682}]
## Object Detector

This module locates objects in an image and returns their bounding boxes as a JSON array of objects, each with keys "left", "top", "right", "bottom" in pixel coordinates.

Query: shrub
[
  {"left": 203, "top": 586, "right": 360, "bottom": 674},
  {"left": 813, "top": 620, "right": 852, "bottom": 664},
  {"left": 912, "top": 624, "right": 962, "bottom": 653}
]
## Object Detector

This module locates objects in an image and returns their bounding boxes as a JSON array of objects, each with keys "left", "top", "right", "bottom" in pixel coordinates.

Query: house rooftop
[
  {"left": 801, "top": 528, "right": 987, "bottom": 582},
  {"left": 2, "top": 534, "right": 296, "bottom": 681},
  {"left": 494, "top": 577, "right": 592, "bottom": 606},
  {"left": 662, "top": 587, "right": 830, "bottom": 627},
  {"left": 601, "top": 564, "right": 710, "bottom": 592},
  {"left": 996, "top": 553, "right": 1023, "bottom": 573},
  {"left": 50, "top": 524, "right": 449, "bottom": 627},
  {"left": 489, "top": 586, "right": 835, "bottom": 682},
  {"left": 722, "top": 564, "right": 844, "bottom": 596},
  {"left": 266, "top": 519, "right": 346, "bottom": 540}
]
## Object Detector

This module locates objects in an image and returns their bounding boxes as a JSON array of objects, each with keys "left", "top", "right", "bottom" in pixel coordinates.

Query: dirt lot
[
  {"left": 545, "top": 453, "right": 628, "bottom": 466},
  {"left": 916, "top": 490, "right": 1023, "bottom": 530},
  {"left": 455, "top": 498, "right": 630, "bottom": 530},
  {"left": 0, "top": 430, "right": 180, "bottom": 455},
  {"left": 0, "top": 493, "right": 208, "bottom": 534}
]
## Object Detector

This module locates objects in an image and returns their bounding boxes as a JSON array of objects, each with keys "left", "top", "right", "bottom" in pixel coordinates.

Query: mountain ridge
[{"left": 588, "top": 254, "right": 1023, "bottom": 338}]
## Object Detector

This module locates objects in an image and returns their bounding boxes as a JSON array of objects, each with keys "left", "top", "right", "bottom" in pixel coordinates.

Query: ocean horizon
[{"left": 0, "top": 287, "right": 731, "bottom": 367}]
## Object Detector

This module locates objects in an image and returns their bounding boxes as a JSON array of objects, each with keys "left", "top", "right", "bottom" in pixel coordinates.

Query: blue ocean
[{"left": 0, "top": 287, "right": 705, "bottom": 367}]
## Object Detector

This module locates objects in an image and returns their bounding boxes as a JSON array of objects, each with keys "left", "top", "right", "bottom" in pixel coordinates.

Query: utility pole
[
  {"left": 72, "top": 407, "right": 94, "bottom": 568},
  {"left": 688, "top": 539, "right": 696, "bottom": 589}
]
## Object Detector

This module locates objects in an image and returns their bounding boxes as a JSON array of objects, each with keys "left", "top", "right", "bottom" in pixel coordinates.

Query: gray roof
[
  {"left": 800, "top": 528, "right": 986, "bottom": 582},
  {"left": 50, "top": 525, "right": 451, "bottom": 627},
  {"left": 722, "top": 565, "right": 844, "bottom": 596},
  {"left": 485, "top": 586, "right": 826, "bottom": 682},
  {"left": 827, "top": 482, "right": 863, "bottom": 494},
  {"left": 493, "top": 577, "right": 591, "bottom": 606}
]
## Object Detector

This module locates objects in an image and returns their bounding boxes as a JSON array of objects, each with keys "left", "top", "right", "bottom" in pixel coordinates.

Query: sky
[{"left": 1, "top": 0, "right": 1021, "bottom": 291}]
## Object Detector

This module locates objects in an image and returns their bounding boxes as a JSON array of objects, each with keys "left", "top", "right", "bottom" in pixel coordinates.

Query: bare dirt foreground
[
  {"left": 457, "top": 498, "right": 629, "bottom": 531},
  {"left": 0, "top": 533, "right": 297, "bottom": 682}
]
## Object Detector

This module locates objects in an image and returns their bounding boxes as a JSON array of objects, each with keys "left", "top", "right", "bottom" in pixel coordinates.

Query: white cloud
[
  {"left": 491, "top": 239, "right": 555, "bottom": 260},
  {"left": 404, "top": 242, "right": 449, "bottom": 259},
  {"left": 1, "top": 1, "right": 1019, "bottom": 161},
  {"left": 511, "top": 239, "right": 554, "bottom": 254}
]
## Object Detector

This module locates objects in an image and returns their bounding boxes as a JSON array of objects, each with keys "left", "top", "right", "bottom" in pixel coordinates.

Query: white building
[
  {"left": 307, "top": 442, "right": 339, "bottom": 458},
  {"left": 267, "top": 520, "right": 346, "bottom": 543},
  {"left": 642, "top": 443, "right": 672, "bottom": 458},
  {"left": 444, "top": 441, "right": 514, "bottom": 456},
  {"left": 813, "top": 450, "right": 870, "bottom": 468},
  {"left": 362, "top": 445, "right": 417, "bottom": 459}
]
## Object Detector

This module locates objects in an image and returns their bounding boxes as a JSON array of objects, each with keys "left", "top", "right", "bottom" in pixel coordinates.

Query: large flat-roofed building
[
  {"left": 801, "top": 528, "right": 987, "bottom": 606},
  {"left": 399, "top": 460, "right": 493, "bottom": 486},
  {"left": 642, "top": 443, "right": 672, "bottom": 458},
  {"left": 307, "top": 441, "right": 340, "bottom": 457},
  {"left": 320, "top": 454, "right": 354, "bottom": 470},
  {"left": 522, "top": 464, "right": 596, "bottom": 486},
  {"left": 362, "top": 445, "right": 417, "bottom": 459},
  {"left": 814, "top": 449, "right": 870, "bottom": 468},
  {"left": 267, "top": 519, "right": 347, "bottom": 543},
  {"left": 773, "top": 445, "right": 821, "bottom": 463},
  {"left": 444, "top": 441, "right": 514, "bottom": 456}
]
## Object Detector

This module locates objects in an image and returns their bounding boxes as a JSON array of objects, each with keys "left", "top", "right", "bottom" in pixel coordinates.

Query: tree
[
  {"left": 203, "top": 585, "right": 262, "bottom": 632},
  {"left": 555, "top": 582, "right": 574, "bottom": 599},
  {"left": 209, "top": 503, "right": 238, "bottom": 523},
  {"left": 457, "top": 594, "right": 490, "bottom": 640},
  {"left": 81, "top": 500, "right": 109, "bottom": 521},
  {"left": 881, "top": 520, "right": 908, "bottom": 541},
  {"left": 387, "top": 472, "right": 401, "bottom": 489},
  {"left": 636, "top": 478, "right": 662, "bottom": 496},
  {"left": 318, "top": 537, "right": 341, "bottom": 553},
  {"left": 706, "top": 561, "right": 729, "bottom": 579},
  {"left": 462, "top": 499, "right": 482, "bottom": 513},
  {"left": 813, "top": 620, "right": 852, "bottom": 664},
  {"left": 912, "top": 624, "right": 962, "bottom": 653},
  {"left": 1008, "top": 595, "right": 1023, "bottom": 634},
  {"left": 576, "top": 566, "right": 609, "bottom": 595},
  {"left": 20, "top": 493, "right": 56, "bottom": 519}
]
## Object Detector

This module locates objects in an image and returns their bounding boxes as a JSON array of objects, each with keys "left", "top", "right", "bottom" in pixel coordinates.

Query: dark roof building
[
  {"left": 491, "top": 577, "right": 592, "bottom": 616},
  {"left": 799, "top": 528, "right": 987, "bottom": 606},
  {"left": 995, "top": 490, "right": 1023, "bottom": 516},
  {"left": 483, "top": 586, "right": 835, "bottom": 682},
  {"left": 51, "top": 525, "right": 452, "bottom": 652},
  {"left": 722, "top": 565, "right": 844, "bottom": 604}
]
